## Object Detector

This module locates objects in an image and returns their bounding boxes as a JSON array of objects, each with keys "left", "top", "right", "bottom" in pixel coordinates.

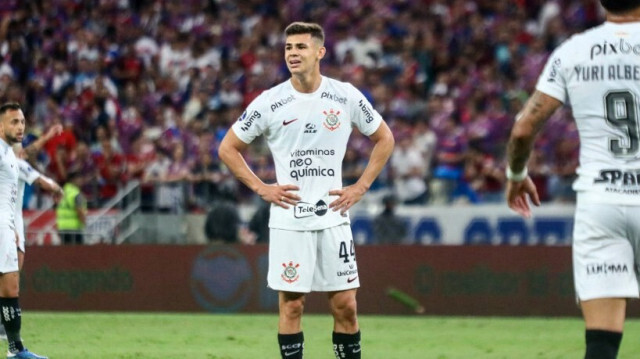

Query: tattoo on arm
[
  {"left": 507, "top": 92, "right": 560, "bottom": 171},
  {"left": 23, "top": 144, "right": 40, "bottom": 158}
]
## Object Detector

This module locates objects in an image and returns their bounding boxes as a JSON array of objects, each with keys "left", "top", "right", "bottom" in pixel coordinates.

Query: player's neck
[
  {"left": 607, "top": 8, "right": 640, "bottom": 23},
  {"left": 290, "top": 72, "right": 322, "bottom": 94}
]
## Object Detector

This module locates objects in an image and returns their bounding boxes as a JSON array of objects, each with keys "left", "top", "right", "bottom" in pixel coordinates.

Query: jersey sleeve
[
  {"left": 348, "top": 84, "right": 383, "bottom": 136},
  {"left": 230, "top": 92, "right": 269, "bottom": 144},
  {"left": 535, "top": 46, "right": 569, "bottom": 103},
  {"left": 17, "top": 159, "right": 40, "bottom": 185}
]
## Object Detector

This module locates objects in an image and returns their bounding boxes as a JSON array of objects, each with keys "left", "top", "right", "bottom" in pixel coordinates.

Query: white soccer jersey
[
  {"left": 0, "top": 139, "right": 18, "bottom": 230},
  {"left": 232, "top": 76, "right": 383, "bottom": 230},
  {"left": 15, "top": 159, "right": 40, "bottom": 247},
  {"left": 536, "top": 21, "right": 640, "bottom": 205}
]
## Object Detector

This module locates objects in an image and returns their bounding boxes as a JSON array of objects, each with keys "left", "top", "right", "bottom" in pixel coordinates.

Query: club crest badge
[
  {"left": 322, "top": 109, "right": 341, "bottom": 131},
  {"left": 281, "top": 261, "right": 300, "bottom": 283}
]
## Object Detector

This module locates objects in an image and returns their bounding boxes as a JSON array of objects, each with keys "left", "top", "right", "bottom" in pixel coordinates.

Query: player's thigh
[
  {"left": 312, "top": 224, "right": 359, "bottom": 292},
  {"left": 573, "top": 202, "right": 638, "bottom": 301},
  {"left": 268, "top": 228, "right": 316, "bottom": 292}
]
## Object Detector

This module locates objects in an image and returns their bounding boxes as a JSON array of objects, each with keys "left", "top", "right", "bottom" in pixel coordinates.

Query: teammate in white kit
[
  {"left": 0, "top": 156, "right": 63, "bottom": 344},
  {"left": 219, "top": 22, "right": 394, "bottom": 359},
  {"left": 506, "top": 1, "right": 640, "bottom": 358},
  {"left": 13, "top": 124, "right": 63, "bottom": 262},
  {"left": 0, "top": 103, "right": 47, "bottom": 358}
]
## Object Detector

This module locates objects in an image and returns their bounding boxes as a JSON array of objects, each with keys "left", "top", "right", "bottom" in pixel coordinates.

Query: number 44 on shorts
[{"left": 339, "top": 240, "right": 355, "bottom": 263}]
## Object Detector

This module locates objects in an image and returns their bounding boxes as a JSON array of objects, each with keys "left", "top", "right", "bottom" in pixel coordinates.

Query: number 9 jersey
[{"left": 537, "top": 21, "right": 640, "bottom": 205}]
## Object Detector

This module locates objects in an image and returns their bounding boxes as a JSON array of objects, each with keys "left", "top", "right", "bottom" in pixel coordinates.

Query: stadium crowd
[{"left": 0, "top": 0, "right": 600, "bottom": 212}]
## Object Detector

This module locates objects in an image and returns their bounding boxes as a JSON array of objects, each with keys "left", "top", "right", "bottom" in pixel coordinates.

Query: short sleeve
[
  {"left": 348, "top": 84, "right": 383, "bottom": 136},
  {"left": 535, "top": 47, "right": 568, "bottom": 104},
  {"left": 17, "top": 159, "right": 40, "bottom": 185},
  {"left": 230, "top": 92, "right": 270, "bottom": 144}
]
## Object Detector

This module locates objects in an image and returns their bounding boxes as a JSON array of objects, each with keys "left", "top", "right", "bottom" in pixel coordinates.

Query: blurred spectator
[
  {"left": 372, "top": 194, "right": 408, "bottom": 245},
  {"left": 204, "top": 200, "right": 240, "bottom": 243},
  {"left": 190, "top": 149, "right": 230, "bottom": 209},
  {"left": 56, "top": 169, "right": 87, "bottom": 245},
  {"left": 126, "top": 135, "right": 157, "bottom": 210},
  {"left": 92, "top": 137, "right": 126, "bottom": 205},
  {"left": 0, "top": 0, "right": 605, "bottom": 213},
  {"left": 528, "top": 147, "right": 552, "bottom": 203},
  {"left": 70, "top": 140, "right": 99, "bottom": 207},
  {"left": 155, "top": 143, "right": 191, "bottom": 213},
  {"left": 464, "top": 145, "right": 505, "bottom": 203},
  {"left": 390, "top": 130, "right": 428, "bottom": 205},
  {"left": 412, "top": 120, "right": 437, "bottom": 180},
  {"left": 343, "top": 148, "right": 366, "bottom": 187},
  {"left": 143, "top": 149, "right": 171, "bottom": 211},
  {"left": 248, "top": 200, "right": 270, "bottom": 243},
  {"left": 549, "top": 131, "right": 579, "bottom": 203},
  {"left": 429, "top": 116, "right": 468, "bottom": 204}
]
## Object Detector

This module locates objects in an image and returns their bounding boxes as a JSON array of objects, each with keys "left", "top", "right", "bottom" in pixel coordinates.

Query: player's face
[
  {"left": 284, "top": 33, "right": 325, "bottom": 76},
  {"left": 0, "top": 109, "right": 25, "bottom": 145}
]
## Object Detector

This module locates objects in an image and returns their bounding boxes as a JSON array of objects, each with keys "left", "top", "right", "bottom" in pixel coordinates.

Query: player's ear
[{"left": 317, "top": 46, "right": 326, "bottom": 60}]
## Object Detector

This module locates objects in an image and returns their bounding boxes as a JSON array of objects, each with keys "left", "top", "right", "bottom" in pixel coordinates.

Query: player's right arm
[
  {"left": 506, "top": 90, "right": 563, "bottom": 218},
  {"left": 218, "top": 129, "right": 300, "bottom": 209}
]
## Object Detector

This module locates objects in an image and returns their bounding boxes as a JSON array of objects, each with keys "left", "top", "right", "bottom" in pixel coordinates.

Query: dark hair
[
  {"left": 284, "top": 22, "right": 325, "bottom": 44},
  {"left": 600, "top": 0, "right": 640, "bottom": 13},
  {"left": 0, "top": 102, "right": 21, "bottom": 116}
]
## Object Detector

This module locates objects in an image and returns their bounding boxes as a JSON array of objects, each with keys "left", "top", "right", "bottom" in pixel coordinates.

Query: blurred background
[
  {"left": 2, "top": 0, "right": 592, "bottom": 246},
  {"left": 1, "top": 0, "right": 601, "bottom": 315}
]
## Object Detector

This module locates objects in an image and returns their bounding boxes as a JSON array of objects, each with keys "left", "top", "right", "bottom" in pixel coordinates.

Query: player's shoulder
[
  {"left": 17, "top": 158, "right": 38, "bottom": 175},
  {"left": 321, "top": 76, "right": 363, "bottom": 105},
  {"left": 323, "top": 76, "right": 357, "bottom": 92},
  {"left": 261, "top": 79, "right": 294, "bottom": 100},
  {"left": 555, "top": 23, "right": 608, "bottom": 54}
]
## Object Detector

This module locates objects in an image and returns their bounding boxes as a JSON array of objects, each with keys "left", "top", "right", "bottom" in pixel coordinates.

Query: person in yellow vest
[{"left": 56, "top": 170, "right": 87, "bottom": 245}]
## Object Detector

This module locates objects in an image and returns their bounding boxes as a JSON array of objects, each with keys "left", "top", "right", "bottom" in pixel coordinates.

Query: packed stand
[{"left": 0, "top": 0, "right": 600, "bottom": 212}]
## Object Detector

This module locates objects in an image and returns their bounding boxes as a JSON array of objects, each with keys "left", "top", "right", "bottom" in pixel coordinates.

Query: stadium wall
[
  {"left": 21, "top": 244, "right": 635, "bottom": 317},
  {"left": 129, "top": 203, "right": 576, "bottom": 245}
]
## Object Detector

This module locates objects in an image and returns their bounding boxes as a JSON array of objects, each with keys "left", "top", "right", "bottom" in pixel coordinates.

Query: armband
[{"left": 506, "top": 167, "right": 528, "bottom": 182}]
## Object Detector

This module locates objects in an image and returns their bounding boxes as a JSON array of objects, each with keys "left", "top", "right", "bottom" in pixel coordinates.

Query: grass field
[{"left": 12, "top": 312, "right": 640, "bottom": 358}]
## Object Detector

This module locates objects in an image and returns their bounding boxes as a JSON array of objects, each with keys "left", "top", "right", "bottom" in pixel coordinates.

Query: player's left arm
[
  {"left": 506, "top": 90, "right": 563, "bottom": 218},
  {"left": 329, "top": 121, "right": 394, "bottom": 214},
  {"left": 21, "top": 124, "right": 63, "bottom": 159}
]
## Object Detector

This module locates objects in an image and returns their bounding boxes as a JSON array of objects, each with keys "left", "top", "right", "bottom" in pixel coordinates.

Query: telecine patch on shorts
[{"left": 281, "top": 261, "right": 300, "bottom": 283}]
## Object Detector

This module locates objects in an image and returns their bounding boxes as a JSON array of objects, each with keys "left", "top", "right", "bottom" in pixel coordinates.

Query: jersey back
[{"left": 537, "top": 21, "right": 640, "bottom": 204}]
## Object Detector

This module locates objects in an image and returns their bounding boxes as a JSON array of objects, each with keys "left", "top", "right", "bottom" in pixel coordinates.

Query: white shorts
[
  {"left": 0, "top": 227, "right": 19, "bottom": 274},
  {"left": 268, "top": 224, "right": 360, "bottom": 292},
  {"left": 15, "top": 216, "right": 25, "bottom": 253},
  {"left": 573, "top": 201, "right": 640, "bottom": 301}
]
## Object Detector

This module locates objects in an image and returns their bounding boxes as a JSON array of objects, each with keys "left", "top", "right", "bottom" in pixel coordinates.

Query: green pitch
[{"left": 13, "top": 312, "right": 640, "bottom": 358}]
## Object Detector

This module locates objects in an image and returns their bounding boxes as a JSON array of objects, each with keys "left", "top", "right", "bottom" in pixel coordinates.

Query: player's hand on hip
[
  {"left": 506, "top": 176, "right": 540, "bottom": 219},
  {"left": 259, "top": 183, "right": 300, "bottom": 209},
  {"left": 329, "top": 184, "right": 366, "bottom": 215}
]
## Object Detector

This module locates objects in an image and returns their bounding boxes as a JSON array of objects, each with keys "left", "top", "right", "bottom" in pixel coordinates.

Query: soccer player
[
  {"left": 505, "top": 1, "right": 640, "bottom": 358},
  {"left": 0, "top": 127, "right": 64, "bottom": 341},
  {"left": 218, "top": 22, "right": 394, "bottom": 359},
  {"left": 0, "top": 102, "right": 47, "bottom": 358},
  {"left": 15, "top": 124, "right": 64, "bottom": 266}
]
